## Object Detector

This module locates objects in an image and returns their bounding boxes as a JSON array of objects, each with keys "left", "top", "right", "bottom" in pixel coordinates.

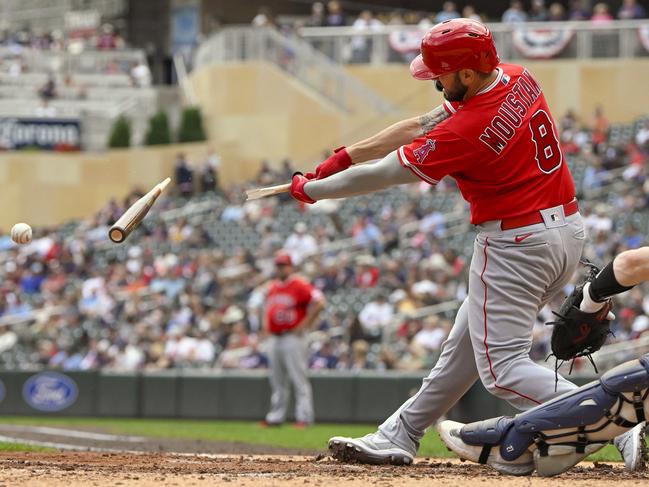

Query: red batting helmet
[
  {"left": 410, "top": 18, "right": 500, "bottom": 80},
  {"left": 274, "top": 251, "right": 293, "bottom": 266}
]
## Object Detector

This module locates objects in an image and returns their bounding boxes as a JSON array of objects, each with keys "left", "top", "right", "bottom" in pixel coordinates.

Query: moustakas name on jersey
[{"left": 398, "top": 63, "right": 575, "bottom": 225}]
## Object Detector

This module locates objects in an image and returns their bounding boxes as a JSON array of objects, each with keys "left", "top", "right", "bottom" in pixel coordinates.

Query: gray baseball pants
[
  {"left": 266, "top": 333, "right": 314, "bottom": 424},
  {"left": 379, "top": 209, "right": 586, "bottom": 454}
]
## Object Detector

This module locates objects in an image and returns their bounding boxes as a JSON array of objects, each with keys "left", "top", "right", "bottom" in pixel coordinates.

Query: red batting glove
[
  {"left": 305, "top": 146, "right": 352, "bottom": 180},
  {"left": 290, "top": 173, "right": 317, "bottom": 204}
]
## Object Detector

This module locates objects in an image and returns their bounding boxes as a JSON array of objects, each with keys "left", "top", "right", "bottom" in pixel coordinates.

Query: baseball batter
[
  {"left": 262, "top": 251, "right": 325, "bottom": 427},
  {"left": 288, "top": 19, "right": 642, "bottom": 469}
]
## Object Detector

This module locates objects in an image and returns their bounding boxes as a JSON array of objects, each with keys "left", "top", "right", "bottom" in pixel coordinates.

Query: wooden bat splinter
[{"left": 109, "top": 177, "right": 171, "bottom": 243}]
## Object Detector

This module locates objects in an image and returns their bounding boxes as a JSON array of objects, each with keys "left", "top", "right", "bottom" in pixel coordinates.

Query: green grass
[
  {"left": 0, "top": 441, "right": 53, "bottom": 452},
  {"left": 0, "top": 416, "right": 626, "bottom": 461}
]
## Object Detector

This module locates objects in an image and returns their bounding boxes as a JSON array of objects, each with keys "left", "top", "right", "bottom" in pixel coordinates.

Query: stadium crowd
[
  {"left": 0, "top": 21, "right": 146, "bottom": 85},
  {"left": 0, "top": 22, "right": 126, "bottom": 52},
  {"left": 250, "top": 0, "right": 647, "bottom": 30},
  {"left": 0, "top": 108, "right": 648, "bottom": 374}
]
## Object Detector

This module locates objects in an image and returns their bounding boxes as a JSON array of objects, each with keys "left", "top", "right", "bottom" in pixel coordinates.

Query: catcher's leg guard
[{"left": 458, "top": 354, "right": 649, "bottom": 476}]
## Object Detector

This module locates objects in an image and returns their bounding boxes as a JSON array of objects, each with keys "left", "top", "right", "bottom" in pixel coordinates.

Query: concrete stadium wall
[
  {"left": 187, "top": 62, "right": 401, "bottom": 169},
  {"left": 0, "top": 369, "right": 593, "bottom": 422},
  {"left": 0, "top": 143, "right": 209, "bottom": 230}
]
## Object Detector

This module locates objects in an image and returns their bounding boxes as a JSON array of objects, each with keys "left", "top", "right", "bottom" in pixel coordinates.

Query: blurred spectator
[
  {"left": 529, "top": 0, "right": 549, "bottom": 21},
  {"left": 560, "top": 109, "right": 578, "bottom": 133},
  {"left": 221, "top": 194, "right": 245, "bottom": 222},
  {"left": 636, "top": 121, "right": 649, "bottom": 152},
  {"left": 502, "top": 0, "right": 528, "bottom": 23},
  {"left": 174, "top": 153, "right": 194, "bottom": 197},
  {"left": 284, "top": 222, "right": 319, "bottom": 265},
  {"left": 622, "top": 224, "right": 644, "bottom": 249},
  {"left": 326, "top": 1, "right": 347, "bottom": 27},
  {"left": 591, "top": 3, "right": 614, "bottom": 24},
  {"left": 592, "top": 106, "right": 610, "bottom": 150},
  {"left": 387, "top": 10, "right": 406, "bottom": 25},
  {"left": 350, "top": 10, "right": 383, "bottom": 64},
  {"left": 462, "top": 5, "right": 482, "bottom": 21},
  {"left": 200, "top": 150, "right": 221, "bottom": 193},
  {"left": 358, "top": 293, "right": 394, "bottom": 341},
  {"left": 307, "top": 2, "right": 327, "bottom": 27},
  {"left": 417, "top": 12, "right": 435, "bottom": 29},
  {"left": 411, "top": 316, "right": 449, "bottom": 364},
  {"left": 548, "top": 2, "right": 567, "bottom": 21},
  {"left": 238, "top": 335, "right": 268, "bottom": 369},
  {"left": 280, "top": 159, "right": 295, "bottom": 181},
  {"left": 256, "top": 160, "right": 275, "bottom": 186},
  {"left": 309, "top": 339, "right": 338, "bottom": 369},
  {"left": 38, "top": 75, "right": 57, "bottom": 101},
  {"left": 435, "top": 2, "right": 461, "bottom": 22},
  {"left": 252, "top": 6, "right": 276, "bottom": 28},
  {"left": 569, "top": 0, "right": 591, "bottom": 19},
  {"left": 354, "top": 255, "right": 380, "bottom": 288},
  {"left": 350, "top": 339, "right": 370, "bottom": 370},
  {"left": 130, "top": 60, "right": 151, "bottom": 87},
  {"left": 618, "top": 0, "right": 647, "bottom": 19},
  {"left": 352, "top": 215, "right": 383, "bottom": 254},
  {"left": 96, "top": 24, "right": 121, "bottom": 50}
]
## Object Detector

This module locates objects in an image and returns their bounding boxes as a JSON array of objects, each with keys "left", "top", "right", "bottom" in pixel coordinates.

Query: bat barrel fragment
[{"left": 108, "top": 177, "right": 171, "bottom": 244}]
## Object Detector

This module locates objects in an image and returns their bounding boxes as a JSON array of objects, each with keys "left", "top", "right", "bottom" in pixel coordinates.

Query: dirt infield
[
  {"left": 0, "top": 425, "right": 648, "bottom": 486},
  {"left": 0, "top": 452, "right": 648, "bottom": 487}
]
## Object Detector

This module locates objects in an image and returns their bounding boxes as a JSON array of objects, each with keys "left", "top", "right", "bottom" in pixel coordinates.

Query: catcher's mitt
[{"left": 546, "top": 261, "right": 613, "bottom": 381}]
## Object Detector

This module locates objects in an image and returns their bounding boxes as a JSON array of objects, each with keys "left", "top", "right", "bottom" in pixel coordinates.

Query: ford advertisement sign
[{"left": 23, "top": 372, "right": 78, "bottom": 411}]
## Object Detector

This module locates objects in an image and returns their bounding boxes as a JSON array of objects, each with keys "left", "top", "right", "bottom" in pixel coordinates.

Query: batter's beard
[{"left": 443, "top": 74, "right": 469, "bottom": 102}]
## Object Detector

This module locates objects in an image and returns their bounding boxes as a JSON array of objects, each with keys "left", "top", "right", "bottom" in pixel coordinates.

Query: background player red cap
[
  {"left": 274, "top": 251, "right": 293, "bottom": 266},
  {"left": 409, "top": 18, "right": 500, "bottom": 80}
]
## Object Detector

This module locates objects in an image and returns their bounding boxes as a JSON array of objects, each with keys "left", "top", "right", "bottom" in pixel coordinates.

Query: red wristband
[{"left": 314, "top": 146, "right": 352, "bottom": 180}]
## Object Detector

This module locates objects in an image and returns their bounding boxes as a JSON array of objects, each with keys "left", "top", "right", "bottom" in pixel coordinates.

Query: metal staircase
[{"left": 193, "top": 27, "right": 394, "bottom": 114}]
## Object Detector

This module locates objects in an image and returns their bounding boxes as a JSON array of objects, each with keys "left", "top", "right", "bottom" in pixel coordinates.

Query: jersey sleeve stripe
[
  {"left": 397, "top": 146, "right": 439, "bottom": 186},
  {"left": 443, "top": 100, "right": 456, "bottom": 114}
]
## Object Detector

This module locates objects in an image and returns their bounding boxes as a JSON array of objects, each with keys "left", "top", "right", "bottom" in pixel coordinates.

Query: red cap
[
  {"left": 274, "top": 251, "right": 293, "bottom": 266},
  {"left": 410, "top": 18, "right": 499, "bottom": 80}
]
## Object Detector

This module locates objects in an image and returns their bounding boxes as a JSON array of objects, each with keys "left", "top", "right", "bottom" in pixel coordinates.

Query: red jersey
[
  {"left": 266, "top": 276, "right": 320, "bottom": 334},
  {"left": 397, "top": 64, "right": 575, "bottom": 224}
]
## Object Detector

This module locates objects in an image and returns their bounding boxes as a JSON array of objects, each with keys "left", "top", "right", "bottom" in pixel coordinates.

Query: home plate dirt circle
[{"left": 0, "top": 452, "right": 648, "bottom": 487}]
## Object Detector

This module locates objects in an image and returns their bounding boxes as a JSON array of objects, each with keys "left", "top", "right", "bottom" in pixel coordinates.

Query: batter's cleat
[
  {"left": 259, "top": 420, "right": 282, "bottom": 428},
  {"left": 328, "top": 431, "right": 414, "bottom": 465},
  {"left": 293, "top": 421, "right": 311, "bottom": 429},
  {"left": 438, "top": 420, "right": 535, "bottom": 476},
  {"left": 614, "top": 421, "right": 648, "bottom": 472}
]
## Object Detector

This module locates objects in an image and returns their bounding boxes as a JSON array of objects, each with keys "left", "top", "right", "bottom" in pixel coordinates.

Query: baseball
[{"left": 11, "top": 222, "right": 32, "bottom": 244}]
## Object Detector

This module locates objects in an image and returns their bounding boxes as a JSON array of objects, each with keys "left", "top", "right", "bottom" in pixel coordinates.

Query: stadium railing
[
  {"left": 0, "top": 47, "right": 146, "bottom": 76},
  {"left": 298, "top": 19, "right": 649, "bottom": 64}
]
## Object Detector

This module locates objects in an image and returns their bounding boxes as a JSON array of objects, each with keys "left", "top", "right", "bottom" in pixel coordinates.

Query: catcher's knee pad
[{"left": 460, "top": 354, "right": 649, "bottom": 468}]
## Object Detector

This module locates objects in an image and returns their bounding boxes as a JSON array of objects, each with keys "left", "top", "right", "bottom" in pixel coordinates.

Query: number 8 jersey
[{"left": 397, "top": 64, "right": 575, "bottom": 225}]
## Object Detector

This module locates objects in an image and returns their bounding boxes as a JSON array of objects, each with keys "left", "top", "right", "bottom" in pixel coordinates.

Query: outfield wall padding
[{"left": 0, "top": 370, "right": 592, "bottom": 422}]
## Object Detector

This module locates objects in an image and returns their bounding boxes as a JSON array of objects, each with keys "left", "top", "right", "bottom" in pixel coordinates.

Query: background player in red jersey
[
  {"left": 261, "top": 251, "right": 325, "bottom": 428},
  {"left": 288, "top": 18, "right": 645, "bottom": 472}
]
